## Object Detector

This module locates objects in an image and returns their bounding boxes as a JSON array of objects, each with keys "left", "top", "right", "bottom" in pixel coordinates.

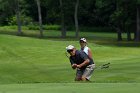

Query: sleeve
[
  {"left": 80, "top": 50, "right": 94, "bottom": 64},
  {"left": 79, "top": 51, "right": 89, "bottom": 60},
  {"left": 69, "top": 57, "right": 75, "bottom": 65}
]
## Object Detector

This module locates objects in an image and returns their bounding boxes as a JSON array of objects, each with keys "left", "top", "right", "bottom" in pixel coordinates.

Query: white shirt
[{"left": 81, "top": 46, "right": 89, "bottom": 55}]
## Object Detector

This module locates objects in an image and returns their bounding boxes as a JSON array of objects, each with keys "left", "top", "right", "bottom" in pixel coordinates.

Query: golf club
[{"left": 95, "top": 62, "right": 110, "bottom": 70}]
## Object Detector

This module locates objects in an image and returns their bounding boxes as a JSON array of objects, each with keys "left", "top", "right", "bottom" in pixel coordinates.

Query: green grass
[
  {"left": 0, "top": 31, "right": 140, "bottom": 92},
  {"left": 0, "top": 83, "right": 139, "bottom": 93},
  {"left": 0, "top": 25, "right": 130, "bottom": 40},
  {"left": 0, "top": 34, "right": 140, "bottom": 83}
]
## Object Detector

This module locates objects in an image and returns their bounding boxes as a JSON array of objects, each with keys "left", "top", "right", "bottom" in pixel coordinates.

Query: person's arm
[
  {"left": 76, "top": 52, "right": 90, "bottom": 68},
  {"left": 77, "top": 59, "right": 90, "bottom": 68},
  {"left": 69, "top": 57, "right": 77, "bottom": 69},
  {"left": 88, "top": 48, "right": 92, "bottom": 59}
]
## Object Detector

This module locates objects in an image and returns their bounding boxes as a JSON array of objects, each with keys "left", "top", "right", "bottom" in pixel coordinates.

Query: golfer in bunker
[{"left": 66, "top": 45, "right": 95, "bottom": 81}]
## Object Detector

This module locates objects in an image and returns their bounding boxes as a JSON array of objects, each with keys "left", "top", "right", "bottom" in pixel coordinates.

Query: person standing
[
  {"left": 79, "top": 38, "right": 93, "bottom": 59},
  {"left": 66, "top": 45, "right": 95, "bottom": 81}
]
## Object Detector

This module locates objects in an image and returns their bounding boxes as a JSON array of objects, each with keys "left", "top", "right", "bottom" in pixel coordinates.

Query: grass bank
[{"left": 0, "top": 34, "right": 140, "bottom": 84}]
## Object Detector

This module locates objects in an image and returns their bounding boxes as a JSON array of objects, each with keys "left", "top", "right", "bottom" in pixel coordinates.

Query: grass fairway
[
  {"left": 0, "top": 83, "right": 139, "bottom": 93},
  {"left": 0, "top": 33, "right": 140, "bottom": 92}
]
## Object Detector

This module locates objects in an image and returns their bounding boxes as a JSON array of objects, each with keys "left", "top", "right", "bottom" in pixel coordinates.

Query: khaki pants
[{"left": 76, "top": 64, "right": 95, "bottom": 80}]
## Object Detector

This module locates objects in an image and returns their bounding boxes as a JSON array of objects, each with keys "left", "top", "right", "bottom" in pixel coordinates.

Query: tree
[
  {"left": 59, "top": 0, "right": 66, "bottom": 38},
  {"left": 15, "top": 0, "right": 22, "bottom": 35},
  {"left": 74, "top": 0, "right": 79, "bottom": 38},
  {"left": 113, "top": 0, "right": 127, "bottom": 41},
  {"left": 95, "top": 0, "right": 123, "bottom": 41},
  {"left": 110, "top": 0, "right": 134, "bottom": 41},
  {"left": 124, "top": 0, "right": 137, "bottom": 41},
  {"left": 136, "top": 0, "right": 140, "bottom": 41},
  {"left": 0, "top": 0, "right": 22, "bottom": 35},
  {"left": 0, "top": 0, "right": 12, "bottom": 25},
  {"left": 36, "top": 0, "right": 43, "bottom": 37}
]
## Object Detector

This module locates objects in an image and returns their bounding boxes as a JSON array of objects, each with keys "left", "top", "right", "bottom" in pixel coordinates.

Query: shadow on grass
[
  {"left": 0, "top": 30, "right": 140, "bottom": 47},
  {"left": 94, "top": 40, "right": 140, "bottom": 47}
]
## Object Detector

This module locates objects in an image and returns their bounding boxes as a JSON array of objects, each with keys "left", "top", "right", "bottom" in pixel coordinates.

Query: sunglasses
[
  {"left": 67, "top": 49, "right": 73, "bottom": 53},
  {"left": 79, "top": 40, "right": 85, "bottom": 43}
]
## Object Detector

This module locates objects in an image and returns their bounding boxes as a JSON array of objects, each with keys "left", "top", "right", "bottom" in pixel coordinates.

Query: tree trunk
[
  {"left": 116, "top": 28, "right": 122, "bottom": 41},
  {"left": 74, "top": 0, "right": 79, "bottom": 38},
  {"left": 16, "top": 0, "right": 22, "bottom": 35},
  {"left": 60, "top": 0, "right": 66, "bottom": 38},
  {"left": 136, "top": 5, "right": 140, "bottom": 41},
  {"left": 36, "top": 0, "right": 43, "bottom": 38},
  {"left": 127, "top": 31, "right": 131, "bottom": 41},
  {"left": 134, "top": 30, "right": 137, "bottom": 40}
]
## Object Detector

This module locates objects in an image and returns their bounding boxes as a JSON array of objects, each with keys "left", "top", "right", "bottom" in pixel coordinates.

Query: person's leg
[
  {"left": 82, "top": 64, "right": 95, "bottom": 81},
  {"left": 75, "top": 69, "right": 83, "bottom": 81}
]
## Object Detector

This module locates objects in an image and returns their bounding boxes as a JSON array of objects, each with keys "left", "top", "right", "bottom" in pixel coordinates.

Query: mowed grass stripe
[{"left": 0, "top": 83, "right": 139, "bottom": 93}]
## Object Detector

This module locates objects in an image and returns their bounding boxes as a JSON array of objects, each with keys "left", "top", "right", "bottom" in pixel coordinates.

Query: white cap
[
  {"left": 66, "top": 45, "right": 74, "bottom": 50},
  {"left": 80, "top": 38, "right": 87, "bottom": 42}
]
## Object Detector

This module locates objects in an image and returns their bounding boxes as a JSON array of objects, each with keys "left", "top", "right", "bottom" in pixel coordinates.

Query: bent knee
[{"left": 81, "top": 76, "right": 87, "bottom": 81}]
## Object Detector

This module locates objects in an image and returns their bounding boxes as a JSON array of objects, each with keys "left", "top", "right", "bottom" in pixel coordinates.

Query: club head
[
  {"left": 102, "top": 62, "right": 110, "bottom": 66},
  {"left": 101, "top": 63, "right": 110, "bottom": 69},
  {"left": 101, "top": 65, "right": 109, "bottom": 69}
]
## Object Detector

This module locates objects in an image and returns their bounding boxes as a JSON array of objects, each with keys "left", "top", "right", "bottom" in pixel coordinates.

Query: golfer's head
[
  {"left": 79, "top": 38, "right": 87, "bottom": 47},
  {"left": 66, "top": 45, "right": 76, "bottom": 56}
]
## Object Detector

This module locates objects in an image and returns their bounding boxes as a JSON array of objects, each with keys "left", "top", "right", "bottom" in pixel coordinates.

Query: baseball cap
[
  {"left": 66, "top": 45, "right": 74, "bottom": 50},
  {"left": 80, "top": 38, "right": 87, "bottom": 43}
]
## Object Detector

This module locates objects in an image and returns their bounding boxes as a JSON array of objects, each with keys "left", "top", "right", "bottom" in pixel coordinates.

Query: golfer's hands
[
  {"left": 72, "top": 64, "right": 82, "bottom": 69},
  {"left": 76, "top": 65, "right": 82, "bottom": 68},
  {"left": 72, "top": 64, "right": 77, "bottom": 69}
]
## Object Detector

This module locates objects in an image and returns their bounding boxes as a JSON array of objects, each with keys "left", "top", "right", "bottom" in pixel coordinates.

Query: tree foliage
[{"left": 0, "top": 0, "right": 140, "bottom": 41}]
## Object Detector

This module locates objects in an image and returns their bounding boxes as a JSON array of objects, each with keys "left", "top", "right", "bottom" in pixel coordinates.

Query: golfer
[
  {"left": 79, "top": 38, "right": 92, "bottom": 59},
  {"left": 66, "top": 45, "right": 95, "bottom": 81}
]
